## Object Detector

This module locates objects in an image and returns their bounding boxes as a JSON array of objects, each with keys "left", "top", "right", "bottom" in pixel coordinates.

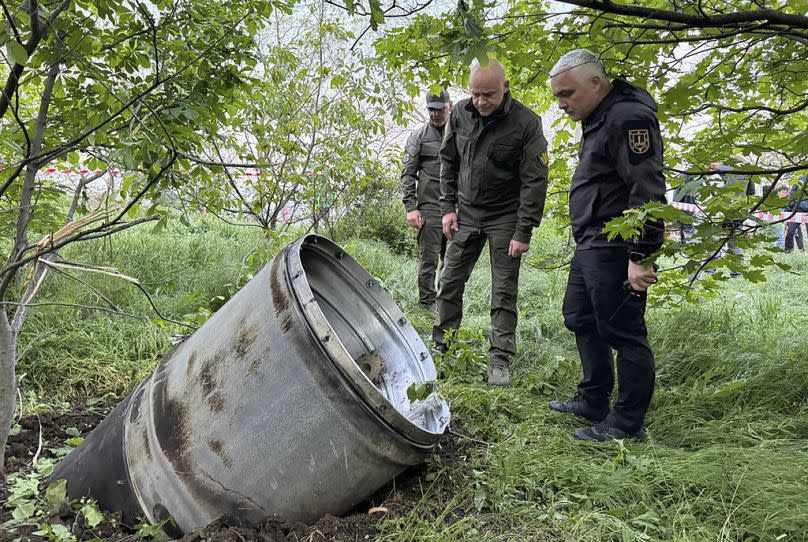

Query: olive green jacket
[
  {"left": 439, "top": 93, "right": 549, "bottom": 243},
  {"left": 400, "top": 122, "right": 445, "bottom": 216}
]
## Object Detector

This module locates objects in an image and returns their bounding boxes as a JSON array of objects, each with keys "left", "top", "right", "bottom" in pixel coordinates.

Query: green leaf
[
  {"left": 35, "top": 458, "right": 56, "bottom": 477},
  {"left": 152, "top": 215, "right": 168, "bottom": 233},
  {"left": 787, "top": 0, "right": 808, "bottom": 11},
  {"left": 609, "top": 507, "right": 629, "bottom": 518},
  {"left": 368, "top": 0, "right": 384, "bottom": 31},
  {"left": 45, "top": 479, "right": 68, "bottom": 511},
  {"left": 406, "top": 381, "right": 440, "bottom": 402},
  {"left": 65, "top": 436, "right": 84, "bottom": 447},
  {"left": 135, "top": 520, "right": 172, "bottom": 541},
  {"left": 182, "top": 107, "right": 199, "bottom": 121},
  {"left": 741, "top": 269, "right": 766, "bottom": 283},
  {"left": 33, "top": 523, "right": 75, "bottom": 542},
  {"left": 713, "top": 380, "right": 746, "bottom": 399},
  {"left": 11, "top": 498, "right": 36, "bottom": 520},
  {"left": 15, "top": 11, "right": 29, "bottom": 27},
  {"left": 121, "top": 173, "right": 136, "bottom": 194},
  {"left": 81, "top": 501, "right": 104, "bottom": 528},
  {"left": 7, "top": 41, "right": 28, "bottom": 66},
  {"left": 126, "top": 203, "right": 140, "bottom": 219},
  {"left": 473, "top": 488, "right": 487, "bottom": 511},
  {"left": 406, "top": 382, "right": 426, "bottom": 402}
]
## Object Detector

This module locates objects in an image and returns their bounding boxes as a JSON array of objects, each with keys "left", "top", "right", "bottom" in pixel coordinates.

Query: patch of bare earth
[{"left": 2, "top": 405, "right": 440, "bottom": 542}]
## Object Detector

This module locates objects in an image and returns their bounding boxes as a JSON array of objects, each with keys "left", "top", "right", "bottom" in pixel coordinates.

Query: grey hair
[{"left": 549, "top": 49, "right": 607, "bottom": 80}]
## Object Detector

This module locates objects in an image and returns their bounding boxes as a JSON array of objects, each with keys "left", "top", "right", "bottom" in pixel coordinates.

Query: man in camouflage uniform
[
  {"left": 434, "top": 59, "right": 549, "bottom": 387},
  {"left": 401, "top": 89, "right": 453, "bottom": 311},
  {"left": 548, "top": 49, "right": 665, "bottom": 442}
]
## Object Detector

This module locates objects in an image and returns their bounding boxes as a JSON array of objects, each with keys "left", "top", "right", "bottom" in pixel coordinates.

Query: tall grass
[
  {"left": 16, "top": 217, "right": 268, "bottom": 404},
  {"left": 15, "top": 217, "right": 808, "bottom": 540},
  {"left": 350, "top": 232, "right": 808, "bottom": 541}
]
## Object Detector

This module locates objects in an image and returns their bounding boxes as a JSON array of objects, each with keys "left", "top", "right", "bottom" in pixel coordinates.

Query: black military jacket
[
  {"left": 570, "top": 80, "right": 666, "bottom": 255},
  {"left": 439, "top": 92, "right": 549, "bottom": 244},
  {"left": 400, "top": 122, "right": 445, "bottom": 216}
]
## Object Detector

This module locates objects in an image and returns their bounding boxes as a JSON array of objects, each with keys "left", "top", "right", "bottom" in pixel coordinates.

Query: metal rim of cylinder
[{"left": 285, "top": 234, "right": 448, "bottom": 448}]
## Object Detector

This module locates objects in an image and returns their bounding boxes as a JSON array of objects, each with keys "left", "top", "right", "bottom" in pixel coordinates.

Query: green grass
[
  {"left": 349, "top": 233, "right": 808, "bottom": 541},
  {"left": 14, "top": 217, "right": 808, "bottom": 541},
  {"left": 15, "top": 217, "right": 269, "bottom": 404}
]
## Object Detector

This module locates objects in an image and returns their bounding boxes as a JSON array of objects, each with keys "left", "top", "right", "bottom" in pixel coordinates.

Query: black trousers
[
  {"left": 562, "top": 247, "right": 655, "bottom": 432},
  {"left": 785, "top": 222, "right": 804, "bottom": 252}
]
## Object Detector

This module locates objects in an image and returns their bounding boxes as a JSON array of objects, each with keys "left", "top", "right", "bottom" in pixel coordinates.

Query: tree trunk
[
  {"left": 0, "top": 61, "right": 60, "bottom": 471},
  {"left": 0, "top": 310, "right": 16, "bottom": 473}
]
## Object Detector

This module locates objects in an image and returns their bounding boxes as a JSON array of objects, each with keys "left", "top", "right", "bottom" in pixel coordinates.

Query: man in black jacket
[
  {"left": 548, "top": 49, "right": 666, "bottom": 441},
  {"left": 785, "top": 176, "right": 808, "bottom": 252}
]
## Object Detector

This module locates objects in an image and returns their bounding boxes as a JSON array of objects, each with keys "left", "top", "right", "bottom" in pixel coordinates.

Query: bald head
[
  {"left": 469, "top": 58, "right": 509, "bottom": 118},
  {"left": 470, "top": 58, "right": 506, "bottom": 85}
]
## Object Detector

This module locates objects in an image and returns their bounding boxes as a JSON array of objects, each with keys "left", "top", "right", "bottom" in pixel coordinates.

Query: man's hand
[
  {"left": 627, "top": 260, "right": 658, "bottom": 292},
  {"left": 406, "top": 210, "right": 422, "bottom": 229},
  {"left": 442, "top": 212, "right": 459, "bottom": 240},
  {"left": 508, "top": 239, "right": 529, "bottom": 257}
]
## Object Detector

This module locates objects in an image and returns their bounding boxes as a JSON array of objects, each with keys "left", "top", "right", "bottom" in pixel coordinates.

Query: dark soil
[
  {"left": 3, "top": 406, "right": 105, "bottom": 470},
  {"left": 1, "top": 405, "right": 463, "bottom": 542}
]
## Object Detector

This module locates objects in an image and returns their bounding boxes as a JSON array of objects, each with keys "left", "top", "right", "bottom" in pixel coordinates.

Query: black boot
[
  {"left": 574, "top": 420, "right": 646, "bottom": 442},
  {"left": 549, "top": 393, "right": 608, "bottom": 422}
]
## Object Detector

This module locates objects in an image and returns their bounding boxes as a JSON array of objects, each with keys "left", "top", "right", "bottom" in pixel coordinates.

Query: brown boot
[{"left": 487, "top": 361, "right": 510, "bottom": 387}]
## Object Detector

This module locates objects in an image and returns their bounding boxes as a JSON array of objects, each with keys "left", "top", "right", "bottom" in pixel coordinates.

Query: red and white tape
[
  {"left": 671, "top": 201, "right": 808, "bottom": 224},
  {"left": 43, "top": 168, "right": 122, "bottom": 175},
  {"left": 41, "top": 167, "right": 265, "bottom": 177},
  {"left": 39, "top": 169, "right": 804, "bottom": 225}
]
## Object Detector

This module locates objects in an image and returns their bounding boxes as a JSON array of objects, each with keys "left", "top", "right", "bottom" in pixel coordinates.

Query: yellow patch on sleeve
[{"left": 628, "top": 129, "right": 650, "bottom": 154}]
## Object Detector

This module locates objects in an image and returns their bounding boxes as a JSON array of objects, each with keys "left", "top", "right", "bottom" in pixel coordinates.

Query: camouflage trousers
[{"left": 416, "top": 214, "right": 447, "bottom": 306}]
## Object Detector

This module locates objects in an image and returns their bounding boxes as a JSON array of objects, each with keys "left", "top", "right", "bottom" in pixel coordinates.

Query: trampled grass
[
  {"left": 348, "top": 233, "right": 808, "bottom": 541},
  {"left": 14, "top": 218, "right": 808, "bottom": 541}
]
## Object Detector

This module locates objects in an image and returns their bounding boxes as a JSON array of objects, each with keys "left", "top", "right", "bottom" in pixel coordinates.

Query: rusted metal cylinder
[{"left": 50, "top": 235, "right": 449, "bottom": 535}]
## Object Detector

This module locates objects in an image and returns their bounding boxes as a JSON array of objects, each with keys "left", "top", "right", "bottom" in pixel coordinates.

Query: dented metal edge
[{"left": 283, "top": 234, "right": 449, "bottom": 448}]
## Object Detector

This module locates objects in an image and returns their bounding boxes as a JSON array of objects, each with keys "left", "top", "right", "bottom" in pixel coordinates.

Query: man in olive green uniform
[
  {"left": 433, "top": 59, "right": 549, "bottom": 387},
  {"left": 401, "top": 90, "right": 453, "bottom": 311}
]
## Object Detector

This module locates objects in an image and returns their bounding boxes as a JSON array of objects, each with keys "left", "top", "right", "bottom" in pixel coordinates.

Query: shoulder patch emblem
[
  {"left": 539, "top": 151, "right": 550, "bottom": 166},
  {"left": 628, "top": 129, "right": 650, "bottom": 154},
  {"left": 623, "top": 119, "right": 655, "bottom": 164}
]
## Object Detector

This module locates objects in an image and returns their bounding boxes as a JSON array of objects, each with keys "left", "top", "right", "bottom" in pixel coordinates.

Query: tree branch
[
  {"left": 667, "top": 164, "right": 808, "bottom": 177},
  {"left": 0, "top": 214, "right": 159, "bottom": 301},
  {"left": 178, "top": 152, "right": 279, "bottom": 170},
  {"left": 11, "top": 61, "right": 59, "bottom": 271},
  {"left": 674, "top": 99, "right": 808, "bottom": 117},
  {"left": 4, "top": 13, "right": 250, "bottom": 173},
  {"left": 39, "top": 260, "right": 119, "bottom": 310},
  {"left": 556, "top": 0, "right": 808, "bottom": 29},
  {"left": 0, "top": 0, "right": 70, "bottom": 120}
]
